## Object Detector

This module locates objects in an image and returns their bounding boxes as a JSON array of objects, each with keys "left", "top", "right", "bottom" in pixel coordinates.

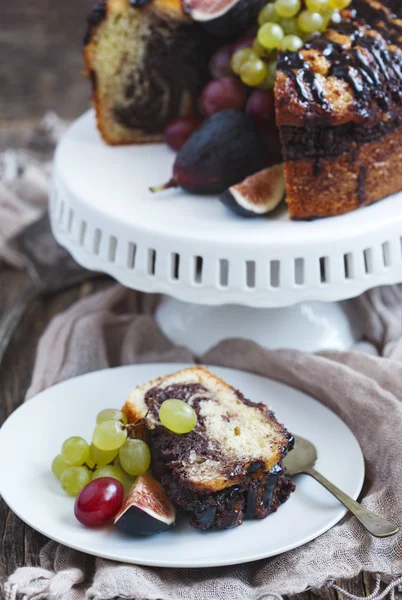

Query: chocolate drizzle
[{"left": 277, "top": 1, "right": 402, "bottom": 120}]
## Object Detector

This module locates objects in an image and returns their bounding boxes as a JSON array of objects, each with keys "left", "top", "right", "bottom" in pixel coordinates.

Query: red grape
[
  {"left": 246, "top": 90, "right": 276, "bottom": 132},
  {"left": 74, "top": 477, "right": 124, "bottom": 527},
  {"left": 198, "top": 77, "right": 247, "bottom": 117},
  {"left": 209, "top": 45, "right": 233, "bottom": 79},
  {"left": 231, "top": 35, "right": 254, "bottom": 53},
  {"left": 164, "top": 115, "right": 203, "bottom": 151}
]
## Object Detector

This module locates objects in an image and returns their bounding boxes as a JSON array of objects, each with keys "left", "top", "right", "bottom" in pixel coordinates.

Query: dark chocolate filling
[
  {"left": 144, "top": 382, "right": 292, "bottom": 481},
  {"left": 160, "top": 461, "right": 295, "bottom": 530},
  {"left": 113, "top": 20, "right": 209, "bottom": 134},
  {"left": 280, "top": 115, "right": 402, "bottom": 161},
  {"left": 142, "top": 381, "right": 295, "bottom": 530}
]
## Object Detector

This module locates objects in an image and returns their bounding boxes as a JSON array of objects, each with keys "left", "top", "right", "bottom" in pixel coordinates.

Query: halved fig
[
  {"left": 182, "top": 0, "right": 241, "bottom": 21},
  {"left": 182, "top": 0, "right": 265, "bottom": 36},
  {"left": 114, "top": 474, "right": 176, "bottom": 536},
  {"left": 220, "top": 164, "right": 285, "bottom": 218}
]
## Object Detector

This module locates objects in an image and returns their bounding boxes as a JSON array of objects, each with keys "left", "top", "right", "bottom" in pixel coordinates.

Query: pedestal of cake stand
[
  {"left": 50, "top": 110, "right": 402, "bottom": 354},
  {"left": 155, "top": 297, "right": 363, "bottom": 356}
]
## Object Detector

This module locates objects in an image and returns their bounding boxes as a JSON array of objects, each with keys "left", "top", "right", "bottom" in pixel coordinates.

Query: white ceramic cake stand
[{"left": 50, "top": 110, "right": 402, "bottom": 354}]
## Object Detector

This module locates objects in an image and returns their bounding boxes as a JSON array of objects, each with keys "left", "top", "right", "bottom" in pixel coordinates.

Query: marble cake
[
  {"left": 84, "top": 0, "right": 209, "bottom": 144},
  {"left": 123, "top": 366, "right": 294, "bottom": 530},
  {"left": 276, "top": 0, "right": 402, "bottom": 219}
]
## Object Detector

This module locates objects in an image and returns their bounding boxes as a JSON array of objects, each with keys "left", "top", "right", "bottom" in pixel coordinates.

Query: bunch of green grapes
[
  {"left": 51, "top": 401, "right": 197, "bottom": 497},
  {"left": 231, "top": 0, "right": 352, "bottom": 88},
  {"left": 51, "top": 408, "right": 150, "bottom": 496}
]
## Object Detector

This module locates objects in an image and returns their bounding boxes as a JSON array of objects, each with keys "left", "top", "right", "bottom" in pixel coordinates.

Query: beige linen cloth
[{"left": 2, "top": 118, "right": 402, "bottom": 600}]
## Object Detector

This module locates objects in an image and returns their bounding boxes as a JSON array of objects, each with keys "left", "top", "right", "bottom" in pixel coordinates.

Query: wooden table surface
[{"left": 0, "top": 0, "right": 393, "bottom": 596}]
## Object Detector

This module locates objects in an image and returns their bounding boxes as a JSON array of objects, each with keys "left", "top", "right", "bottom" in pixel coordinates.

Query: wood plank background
[{"left": 0, "top": 0, "right": 90, "bottom": 124}]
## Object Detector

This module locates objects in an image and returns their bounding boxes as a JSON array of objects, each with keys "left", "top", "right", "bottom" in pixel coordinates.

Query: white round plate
[
  {"left": 50, "top": 110, "right": 402, "bottom": 307},
  {"left": 0, "top": 364, "right": 364, "bottom": 568}
]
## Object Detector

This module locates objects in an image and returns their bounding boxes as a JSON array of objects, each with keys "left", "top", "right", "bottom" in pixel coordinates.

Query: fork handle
[
  {"left": 306, "top": 467, "right": 399, "bottom": 538},
  {"left": 0, "top": 284, "right": 39, "bottom": 365}
]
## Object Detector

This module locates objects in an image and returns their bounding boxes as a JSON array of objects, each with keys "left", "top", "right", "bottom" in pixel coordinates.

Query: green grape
[
  {"left": 330, "top": 9, "right": 342, "bottom": 22},
  {"left": 306, "top": 0, "right": 329, "bottom": 12},
  {"left": 52, "top": 454, "right": 70, "bottom": 480},
  {"left": 60, "top": 466, "right": 91, "bottom": 497},
  {"left": 113, "top": 456, "right": 135, "bottom": 493},
  {"left": 328, "top": 0, "right": 351, "bottom": 8},
  {"left": 258, "top": 22, "right": 285, "bottom": 49},
  {"left": 319, "top": 9, "right": 331, "bottom": 29},
  {"left": 119, "top": 439, "right": 151, "bottom": 476},
  {"left": 275, "top": 0, "right": 301, "bottom": 18},
  {"left": 279, "top": 17, "right": 301, "bottom": 34},
  {"left": 231, "top": 48, "right": 257, "bottom": 74},
  {"left": 280, "top": 34, "right": 304, "bottom": 51},
  {"left": 258, "top": 3, "right": 279, "bottom": 25},
  {"left": 92, "top": 465, "right": 125, "bottom": 486},
  {"left": 159, "top": 399, "right": 197, "bottom": 435},
  {"left": 258, "top": 60, "right": 277, "bottom": 90},
  {"left": 96, "top": 408, "right": 128, "bottom": 425},
  {"left": 89, "top": 443, "right": 119, "bottom": 466},
  {"left": 298, "top": 10, "right": 324, "bottom": 32},
  {"left": 85, "top": 454, "right": 96, "bottom": 470},
  {"left": 92, "top": 420, "right": 127, "bottom": 451},
  {"left": 240, "top": 58, "right": 268, "bottom": 86},
  {"left": 253, "top": 38, "right": 270, "bottom": 57},
  {"left": 61, "top": 436, "right": 90, "bottom": 466}
]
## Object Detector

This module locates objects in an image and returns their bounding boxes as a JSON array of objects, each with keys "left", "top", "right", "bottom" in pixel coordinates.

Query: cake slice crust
[
  {"left": 123, "top": 366, "right": 294, "bottom": 530},
  {"left": 84, "top": 0, "right": 207, "bottom": 144},
  {"left": 123, "top": 366, "right": 292, "bottom": 492}
]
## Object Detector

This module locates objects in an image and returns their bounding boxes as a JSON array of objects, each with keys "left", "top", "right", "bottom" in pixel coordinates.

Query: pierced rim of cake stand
[{"left": 50, "top": 110, "right": 402, "bottom": 308}]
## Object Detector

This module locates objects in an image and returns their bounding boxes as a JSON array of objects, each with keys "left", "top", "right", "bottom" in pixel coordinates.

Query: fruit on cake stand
[
  {"left": 50, "top": 0, "right": 402, "bottom": 353},
  {"left": 50, "top": 109, "right": 402, "bottom": 353}
]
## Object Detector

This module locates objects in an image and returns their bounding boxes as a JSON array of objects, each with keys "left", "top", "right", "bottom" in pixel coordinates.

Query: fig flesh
[
  {"left": 151, "top": 110, "right": 265, "bottom": 195},
  {"left": 114, "top": 474, "right": 176, "bottom": 536},
  {"left": 182, "top": 0, "right": 263, "bottom": 25},
  {"left": 182, "top": 0, "right": 240, "bottom": 21},
  {"left": 220, "top": 163, "right": 285, "bottom": 217}
]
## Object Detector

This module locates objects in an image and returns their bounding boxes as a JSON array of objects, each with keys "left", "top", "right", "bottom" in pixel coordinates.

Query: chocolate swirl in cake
[
  {"left": 113, "top": 18, "right": 208, "bottom": 134},
  {"left": 123, "top": 366, "right": 295, "bottom": 530}
]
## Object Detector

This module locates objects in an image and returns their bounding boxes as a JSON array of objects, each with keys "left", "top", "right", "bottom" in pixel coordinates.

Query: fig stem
[{"left": 149, "top": 178, "right": 178, "bottom": 193}]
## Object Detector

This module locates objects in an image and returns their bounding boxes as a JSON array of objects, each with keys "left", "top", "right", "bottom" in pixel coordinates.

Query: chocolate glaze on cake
[
  {"left": 276, "top": 0, "right": 402, "bottom": 219},
  {"left": 277, "top": 8, "right": 402, "bottom": 126}
]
